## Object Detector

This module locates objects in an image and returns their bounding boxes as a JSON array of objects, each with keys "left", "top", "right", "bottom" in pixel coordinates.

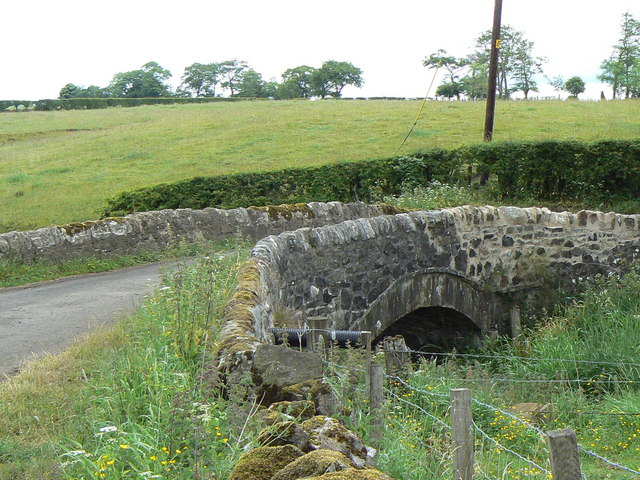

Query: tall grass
[
  {"left": 0, "top": 243, "right": 252, "bottom": 479},
  {"left": 2, "top": 99, "right": 640, "bottom": 232}
]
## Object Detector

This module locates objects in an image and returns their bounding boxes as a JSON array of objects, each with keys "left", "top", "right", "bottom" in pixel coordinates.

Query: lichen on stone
[
  {"left": 304, "top": 467, "right": 395, "bottom": 479},
  {"left": 250, "top": 203, "right": 317, "bottom": 221}
]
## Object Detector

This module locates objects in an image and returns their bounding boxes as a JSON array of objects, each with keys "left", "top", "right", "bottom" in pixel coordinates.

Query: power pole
[{"left": 484, "top": 0, "right": 503, "bottom": 142}]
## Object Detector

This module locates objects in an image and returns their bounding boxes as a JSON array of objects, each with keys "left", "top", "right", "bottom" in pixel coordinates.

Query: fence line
[{"left": 472, "top": 420, "right": 551, "bottom": 476}]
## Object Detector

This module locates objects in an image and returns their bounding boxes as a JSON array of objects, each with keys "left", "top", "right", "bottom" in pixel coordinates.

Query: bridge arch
[{"left": 359, "top": 271, "right": 509, "bottom": 350}]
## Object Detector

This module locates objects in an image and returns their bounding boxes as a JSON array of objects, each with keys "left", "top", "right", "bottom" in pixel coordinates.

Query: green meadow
[{"left": 1, "top": 99, "right": 640, "bottom": 233}]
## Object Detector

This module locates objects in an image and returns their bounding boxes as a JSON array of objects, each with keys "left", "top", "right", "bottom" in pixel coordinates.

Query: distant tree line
[
  {"left": 59, "top": 60, "right": 363, "bottom": 100},
  {"left": 427, "top": 11, "right": 640, "bottom": 101}
]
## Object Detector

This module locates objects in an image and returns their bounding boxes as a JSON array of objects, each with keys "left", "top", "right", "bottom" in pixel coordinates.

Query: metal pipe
[{"left": 268, "top": 328, "right": 366, "bottom": 347}]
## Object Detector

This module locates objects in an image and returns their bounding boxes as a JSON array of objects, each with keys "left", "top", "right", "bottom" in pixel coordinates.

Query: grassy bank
[
  {"left": 0, "top": 244, "right": 251, "bottom": 479},
  {"left": 2, "top": 241, "right": 640, "bottom": 479},
  {"left": 2, "top": 99, "right": 640, "bottom": 232}
]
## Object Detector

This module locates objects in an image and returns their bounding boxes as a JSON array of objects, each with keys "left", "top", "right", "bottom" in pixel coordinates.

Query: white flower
[{"left": 99, "top": 425, "right": 118, "bottom": 433}]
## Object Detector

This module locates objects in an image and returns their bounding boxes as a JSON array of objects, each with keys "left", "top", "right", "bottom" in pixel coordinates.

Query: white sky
[{"left": 1, "top": 0, "right": 638, "bottom": 100}]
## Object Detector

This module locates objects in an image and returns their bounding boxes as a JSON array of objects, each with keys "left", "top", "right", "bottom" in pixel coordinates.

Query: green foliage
[
  {"left": 27, "top": 96, "right": 250, "bottom": 111},
  {"left": 310, "top": 60, "right": 364, "bottom": 98},
  {"left": 564, "top": 76, "right": 586, "bottom": 98},
  {"left": 383, "top": 181, "right": 478, "bottom": 210},
  {"left": 599, "top": 12, "right": 640, "bottom": 99},
  {"left": 101, "top": 151, "right": 462, "bottom": 216},
  {"left": 108, "top": 61, "right": 173, "bottom": 98},
  {"left": 179, "top": 62, "right": 223, "bottom": 97},
  {"left": 101, "top": 139, "right": 640, "bottom": 216}
]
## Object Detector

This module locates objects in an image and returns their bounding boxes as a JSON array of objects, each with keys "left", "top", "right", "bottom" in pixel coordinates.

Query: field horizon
[{"left": 2, "top": 98, "right": 639, "bottom": 233}]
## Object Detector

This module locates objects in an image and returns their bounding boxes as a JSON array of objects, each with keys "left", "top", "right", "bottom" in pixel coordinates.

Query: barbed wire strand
[
  {"left": 386, "top": 388, "right": 451, "bottom": 430},
  {"left": 578, "top": 446, "right": 640, "bottom": 476},
  {"left": 403, "top": 348, "right": 640, "bottom": 369},
  {"left": 472, "top": 421, "right": 551, "bottom": 476}
]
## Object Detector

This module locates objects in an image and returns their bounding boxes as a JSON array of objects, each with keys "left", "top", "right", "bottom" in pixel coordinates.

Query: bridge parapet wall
[
  {"left": 0, "top": 202, "right": 401, "bottom": 263},
  {"left": 251, "top": 206, "right": 640, "bottom": 340}
]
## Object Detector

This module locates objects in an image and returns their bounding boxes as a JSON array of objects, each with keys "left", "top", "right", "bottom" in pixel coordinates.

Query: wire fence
[{"left": 321, "top": 345, "right": 640, "bottom": 480}]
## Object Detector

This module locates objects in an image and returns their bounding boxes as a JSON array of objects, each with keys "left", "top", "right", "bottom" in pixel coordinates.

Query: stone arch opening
[
  {"left": 373, "top": 306, "right": 482, "bottom": 353},
  {"left": 358, "top": 271, "right": 508, "bottom": 350}
]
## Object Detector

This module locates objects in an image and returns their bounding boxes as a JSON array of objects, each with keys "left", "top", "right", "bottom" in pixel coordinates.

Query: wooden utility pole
[{"left": 484, "top": 0, "right": 503, "bottom": 142}]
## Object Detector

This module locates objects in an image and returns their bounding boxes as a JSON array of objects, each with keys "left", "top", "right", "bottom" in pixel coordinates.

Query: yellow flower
[
  {"left": 150, "top": 455, "right": 157, "bottom": 461},
  {"left": 120, "top": 444, "right": 130, "bottom": 449},
  {"left": 107, "top": 459, "right": 115, "bottom": 466}
]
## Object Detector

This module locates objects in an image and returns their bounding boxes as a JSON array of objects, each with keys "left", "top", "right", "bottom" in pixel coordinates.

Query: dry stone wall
[{"left": 0, "top": 202, "right": 403, "bottom": 263}]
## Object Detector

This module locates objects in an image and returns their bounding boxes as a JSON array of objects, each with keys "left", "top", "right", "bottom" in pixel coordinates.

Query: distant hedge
[
  {"left": 101, "top": 139, "right": 640, "bottom": 217},
  {"left": 1, "top": 97, "right": 261, "bottom": 112}
]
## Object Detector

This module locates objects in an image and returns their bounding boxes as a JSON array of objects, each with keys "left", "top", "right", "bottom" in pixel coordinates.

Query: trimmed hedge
[
  {"left": 1, "top": 97, "right": 263, "bottom": 112},
  {"left": 100, "top": 139, "right": 640, "bottom": 217}
]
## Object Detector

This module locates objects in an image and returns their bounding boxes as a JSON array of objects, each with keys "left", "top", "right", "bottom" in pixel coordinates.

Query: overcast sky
[{"left": 2, "top": 0, "right": 638, "bottom": 100}]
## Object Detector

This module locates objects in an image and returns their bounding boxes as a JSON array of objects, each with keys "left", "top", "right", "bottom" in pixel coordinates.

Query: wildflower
[
  {"left": 99, "top": 426, "right": 118, "bottom": 433},
  {"left": 120, "top": 444, "right": 130, "bottom": 449}
]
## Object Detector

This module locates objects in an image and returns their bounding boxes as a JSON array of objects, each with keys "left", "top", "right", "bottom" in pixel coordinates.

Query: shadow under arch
[{"left": 360, "top": 271, "right": 508, "bottom": 351}]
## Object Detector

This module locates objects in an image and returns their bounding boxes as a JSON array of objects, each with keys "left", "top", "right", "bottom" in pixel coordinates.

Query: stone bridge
[
  {"left": 222, "top": 205, "right": 640, "bottom": 358},
  {"left": 1, "top": 202, "right": 638, "bottom": 355}
]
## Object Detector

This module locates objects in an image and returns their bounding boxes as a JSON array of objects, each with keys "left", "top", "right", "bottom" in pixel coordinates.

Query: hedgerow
[{"left": 100, "top": 139, "right": 640, "bottom": 217}]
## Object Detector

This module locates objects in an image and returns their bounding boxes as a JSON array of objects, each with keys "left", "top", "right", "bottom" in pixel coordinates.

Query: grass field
[{"left": 2, "top": 99, "right": 640, "bottom": 233}]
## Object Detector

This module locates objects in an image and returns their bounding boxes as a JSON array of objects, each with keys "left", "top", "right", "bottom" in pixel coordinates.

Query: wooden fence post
[
  {"left": 547, "top": 428, "right": 582, "bottom": 480},
  {"left": 451, "top": 388, "right": 474, "bottom": 480},
  {"left": 369, "top": 363, "right": 384, "bottom": 443},
  {"left": 383, "top": 335, "right": 410, "bottom": 375},
  {"left": 510, "top": 306, "right": 522, "bottom": 339}
]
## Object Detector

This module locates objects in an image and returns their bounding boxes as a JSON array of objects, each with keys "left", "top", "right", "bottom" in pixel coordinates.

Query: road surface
[{"left": 0, "top": 262, "right": 178, "bottom": 379}]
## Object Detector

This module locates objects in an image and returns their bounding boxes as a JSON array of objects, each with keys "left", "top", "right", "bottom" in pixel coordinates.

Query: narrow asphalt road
[{"left": 0, "top": 262, "right": 178, "bottom": 379}]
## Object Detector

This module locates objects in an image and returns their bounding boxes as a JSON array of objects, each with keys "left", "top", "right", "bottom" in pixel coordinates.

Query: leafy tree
[
  {"left": 473, "top": 25, "right": 545, "bottom": 99},
  {"left": 511, "top": 39, "right": 546, "bottom": 99},
  {"left": 219, "top": 60, "right": 249, "bottom": 96},
  {"left": 59, "top": 83, "right": 108, "bottom": 99},
  {"left": 599, "top": 12, "right": 640, "bottom": 98},
  {"left": 235, "top": 69, "right": 266, "bottom": 97},
  {"left": 548, "top": 76, "right": 565, "bottom": 96},
  {"left": 564, "top": 76, "right": 586, "bottom": 98},
  {"left": 460, "top": 52, "right": 488, "bottom": 100},
  {"left": 180, "top": 63, "right": 222, "bottom": 97},
  {"left": 424, "top": 49, "right": 467, "bottom": 100},
  {"left": 59, "top": 83, "right": 83, "bottom": 99},
  {"left": 279, "top": 65, "right": 317, "bottom": 99},
  {"left": 435, "top": 82, "right": 463, "bottom": 99},
  {"left": 310, "top": 60, "right": 364, "bottom": 98},
  {"left": 109, "top": 61, "right": 172, "bottom": 98}
]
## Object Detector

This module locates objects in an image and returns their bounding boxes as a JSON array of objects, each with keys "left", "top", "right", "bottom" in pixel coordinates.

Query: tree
[
  {"left": 59, "top": 83, "right": 83, "bottom": 99},
  {"left": 180, "top": 63, "right": 222, "bottom": 97},
  {"left": 511, "top": 39, "right": 546, "bottom": 99},
  {"left": 59, "top": 83, "right": 108, "bottom": 99},
  {"left": 599, "top": 12, "right": 640, "bottom": 98},
  {"left": 279, "top": 65, "right": 317, "bottom": 99},
  {"left": 219, "top": 60, "right": 249, "bottom": 96},
  {"left": 310, "top": 61, "right": 364, "bottom": 98},
  {"left": 424, "top": 49, "right": 467, "bottom": 100},
  {"left": 436, "top": 82, "right": 462, "bottom": 99},
  {"left": 564, "top": 76, "right": 585, "bottom": 98},
  {"left": 235, "top": 69, "right": 266, "bottom": 97},
  {"left": 109, "top": 61, "right": 172, "bottom": 97},
  {"left": 460, "top": 52, "right": 488, "bottom": 100},
  {"left": 473, "top": 25, "right": 545, "bottom": 99}
]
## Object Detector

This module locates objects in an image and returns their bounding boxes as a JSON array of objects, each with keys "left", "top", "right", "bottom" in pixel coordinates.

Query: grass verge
[
  {"left": 0, "top": 239, "right": 250, "bottom": 288},
  {"left": 0, "top": 243, "right": 252, "bottom": 479}
]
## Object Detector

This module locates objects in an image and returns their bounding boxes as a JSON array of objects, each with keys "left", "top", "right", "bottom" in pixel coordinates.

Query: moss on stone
[
  {"left": 228, "top": 444, "right": 303, "bottom": 480},
  {"left": 59, "top": 216, "right": 128, "bottom": 236},
  {"left": 250, "top": 203, "right": 317, "bottom": 221},
  {"left": 269, "top": 400, "right": 316, "bottom": 419},
  {"left": 304, "top": 467, "right": 395, "bottom": 479},
  {"left": 271, "top": 449, "right": 354, "bottom": 480},
  {"left": 375, "top": 204, "right": 410, "bottom": 216}
]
